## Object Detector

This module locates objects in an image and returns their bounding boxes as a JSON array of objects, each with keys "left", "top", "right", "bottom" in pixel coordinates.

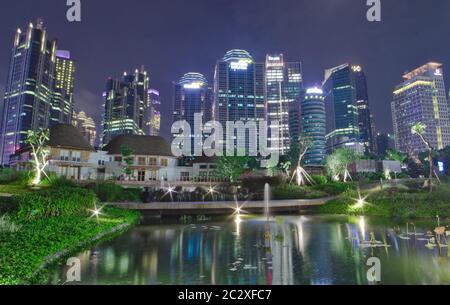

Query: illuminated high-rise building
[
  {"left": 173, "top": 73, "right": 213, "bottom": 154},
  {"left": 147, "top": 89, "right": 161, "bottom": 136},
  {"left": 214, "top": 50, "right": 265, "bottom": 154},
  {"left": 51, "top": 50, "right": 76, "bottom": 126},
  {"left": 265, "top": 54, "right": 302, "bottom": 154},
  {"left": 302, "top": 87, "right": 326, "bottom": 165},
  {"left": 102, "top": 67, "right": 149, "bottom": 146},
  {"left": 0, "top": 19, "right": 57, "bottom": 165},
  {"left": 392, "top": 62, "right": 450, "bottom": 154},
  {"left": 72, "top": 111, "right": 97, "bottom": 147},
  {"left": 323, "top": 63, "right": 362, "bottom": 153},
  {"left": 351, "top": 65, "right": 375, "bottom": 153}
]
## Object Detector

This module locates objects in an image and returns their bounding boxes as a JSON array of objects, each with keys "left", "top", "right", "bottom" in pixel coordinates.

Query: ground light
[
  {"left": 351, "top": 190, "right": 369, "bottom": 210},
  {"left": 89, "top": 204, "right": 104, "bottom": 224}
]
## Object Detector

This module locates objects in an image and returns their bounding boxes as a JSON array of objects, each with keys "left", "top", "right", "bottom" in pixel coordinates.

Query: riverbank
[{"left": 319, "top": 181, "right": 450, "bottom": 219}]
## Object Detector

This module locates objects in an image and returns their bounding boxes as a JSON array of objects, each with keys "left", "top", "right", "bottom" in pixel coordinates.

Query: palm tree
[{"left": 411, "top": 122, "right": 434, "bottom": 192}]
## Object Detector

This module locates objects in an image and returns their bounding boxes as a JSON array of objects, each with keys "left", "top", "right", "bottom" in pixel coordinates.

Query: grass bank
[
  {"left": 319, "top": 181, "right": 450, "bottom": 219},
  {"left": 0, "top": 184, "right": 140, "bottom": 285}
]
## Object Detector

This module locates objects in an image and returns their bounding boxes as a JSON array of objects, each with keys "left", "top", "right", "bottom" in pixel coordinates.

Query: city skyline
[{"left": 1, "top": 1, "right": 449, "bottom": 141}]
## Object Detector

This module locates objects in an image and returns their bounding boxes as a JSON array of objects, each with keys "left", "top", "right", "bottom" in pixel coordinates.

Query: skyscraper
[
  {"left": 0, "top": 20, "right": 57, "bottom": 165},
  {"left": 323, "top": 63, "right": 362, "bottom": 153},
  {"left": 72, "top": 110, "right": 97, "bottom": 147},
  {"left": 147, "top": 89, "right": 161, "bottom": 136},
  {"left": 173, "top": 73, "right": 213, "bottom": 154},
  {"left": 102, "top": 67, "right": 149, "bottom": 146},
  {"left": 351, "top": 65, "right": 374, "bottom": 153},
  {"left": 302, "top": 87, "right": 326, "bottom": 165},
  {"left": 51, "top": 50, "right": 76, "bottom": 126},
  {"left": 265, "top": 54, "right": 302, "bottom": 154},
  {"left": 391, "top": 62, "right": 450, "bottom": 154},
  {"left": 214, "top": 50, "right": 265, "bottom": 154}
]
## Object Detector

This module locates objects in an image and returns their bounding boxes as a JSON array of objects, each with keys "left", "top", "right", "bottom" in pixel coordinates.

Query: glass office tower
[
  {"left": 0, "top": 20, "right": 57, "bottom": 165},
  {"left": 173, "top": 73, "right": 213, "bottom": 155},
  {"left": 265, "top": 54, "right": 302, "bottom": 155},
  {"left": 214, "top": 49, "right": 265, "bottom": 154},
  {"left": 323, "top": 63, "right": 362, "bottom": 154},
  {"left": 302, "top": 87, "right": 326, "bottom": 165},
  {"left": 102, "top": 67, "right": 149, "bottom": 146},
  {"left": 392, "top": 62, "right": 450, "bottom": 154}
]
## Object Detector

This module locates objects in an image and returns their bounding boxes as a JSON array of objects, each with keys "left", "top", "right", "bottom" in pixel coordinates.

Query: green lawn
[
  {"left": 0, "top": 184, "right": 30, "bottom": 195},
  {"left": 319, "top": 181, "right": 450, "bottom": 219}
]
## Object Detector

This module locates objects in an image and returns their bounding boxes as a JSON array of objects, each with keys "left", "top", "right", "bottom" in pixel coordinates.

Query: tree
[
  {"left": 25, "top": 129, "right": 50, "bottom": 186},
  {"left": 386, "top": 149, "right": 407, "bottom": 166},
  {"left": 289, "top": 134, "right": 314, "bottom": 185},
  {"left": 120, "top": 145, "right": 134, "bottom": 179},
  {"left": 411, "top": 122, "right": 434, "bottom": 192},
  {"left": 326, "top": 148, "right": 358, "bottom": 182},
  {"left": 214, "top": 156, "right": 250, "bottom": 183}
]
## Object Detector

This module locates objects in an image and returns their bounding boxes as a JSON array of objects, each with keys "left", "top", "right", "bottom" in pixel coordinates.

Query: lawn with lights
[
  {"left": 319, "top": 180, "right": 450, "bottom": 219},
  {"left": 0, "top": 185, "right": 140, "bottom": 285}
]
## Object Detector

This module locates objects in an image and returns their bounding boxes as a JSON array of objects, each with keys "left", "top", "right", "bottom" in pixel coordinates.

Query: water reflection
[{"left": 49, "top": 215, "right": 450, "bottom": 285}]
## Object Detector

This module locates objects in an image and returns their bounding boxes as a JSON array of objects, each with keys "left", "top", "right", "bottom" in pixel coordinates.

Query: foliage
[
  {"left": 25, "top": 129, "right": 51, "bottom": 185},
  {"left": 311, "top": 175, "right": 328, "bottom": 185},
  {"left": 311, "top": 181, "right": 355, "bottom": 195},
  {"left": 411, "top": 122, "right": 434, "bottom": 192},
  {"left": 0, "top": 207, "right": 140, "bottom": 285},
  {"left": 241, "top": 172, "right": 284, "bottom": 192},
  {"left": 386, "top": 149, "right": 408, "bottom": 164},
  {"left": 0, "top": 196, "right": 20, "bottom": 215},
  {"left": 326, "top": 148, "right": 359, "bottom": 182},
  {"left": 213, "top": 156, "right": 250, "bottom": 182},
  {"left": 17, "top": 187, "right": 97, "bottom": 220},
  {"left": 319, "top": 182, "right": 450, "bottom": 219},
  {"left": 86, "top": 182, "right": 141, "bottom": 202},
  {"left": 0, "top": 168, "right": 32, "bottom": 185},
  {"left": 120, "top": 145, "right": 135, "bottom": 177},
  {"left": 271, "top": 184, "right": 328, "bottom": 200}
]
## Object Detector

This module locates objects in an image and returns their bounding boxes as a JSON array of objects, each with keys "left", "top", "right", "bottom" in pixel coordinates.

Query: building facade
[
  {"left": 51, "top": 50, "right": 76, "bottom": 126},
  {"left": 214, "top": 50, "right": 266, "bottom": 154},
  {"left": 147, "top": 89, "right": 161, "bottom": 136},
  {"left": 102, "top": 67, "right": 149, "bottom": 146},
  {"left": 391, "top": 62, "right": 450, "bottom": 154},
  {"left": 301, "top": 87, "right": 326, "bottom": 166},
  {"left": 323, "top": 64, "right": 362, "bottom": 154},
  {"left": 73, "top": 111, "right": 97, "bottom": 147},
  {"left": 0, "top": 20, "right": 57, "bottom": 165},
  {"left": 352, "top": 65, "right": 374, "bottom": 153},
  {"left": 173, "top": 73, "right": 213, "bottom": 155},
  {"left": 265, "top": 54, "right": 302, "bottom": 155}
]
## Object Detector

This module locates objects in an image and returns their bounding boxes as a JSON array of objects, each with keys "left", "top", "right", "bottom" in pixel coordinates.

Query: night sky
[{"left": 1, "top": 0, "right": 449, "bottom": 140}]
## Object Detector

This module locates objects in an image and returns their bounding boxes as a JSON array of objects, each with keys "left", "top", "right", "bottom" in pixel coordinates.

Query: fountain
[{"left": 264, "top": 183, "right": 270, "bottom": 222}]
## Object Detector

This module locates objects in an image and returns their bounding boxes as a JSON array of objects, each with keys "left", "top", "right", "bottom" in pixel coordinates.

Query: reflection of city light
[
  {"left": 235, "top": 215, "right": 242, "bottom": 236},
  {"left": 359, "top": 216, "right": 366, "bottom": 238}
]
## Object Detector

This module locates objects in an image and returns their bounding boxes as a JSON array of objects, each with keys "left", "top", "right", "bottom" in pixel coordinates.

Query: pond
[{"left": 48, "top": 215, "right": 450, "bottom": 285}]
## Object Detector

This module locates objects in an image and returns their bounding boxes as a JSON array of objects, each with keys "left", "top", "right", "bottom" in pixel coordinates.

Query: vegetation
[
  {"left": 272, "top": 184, "right": 327, "bottom": 200},
  {"left": 120, "top": 145, "right": 134, "bottom": 178},
  {"left": 25, "top": 129, "right": 51, "bottom": 185},
  {"left": 411, "top": 122, "right": 435, "bottom": 192},
  {"left": 326, "top": 148, "right": 359, "bottom": 182},
  {"left": 319, "top": 182, "right": 450, "bottom": 219},
  {"left": 86, "top": 182, "right": 142, "bottom": 202},
  {"left": 0, "top": 179, "right": 141, "bottom": 284},
  {"left": 214, "top": 156, "right": 250, "bottom": 182}
]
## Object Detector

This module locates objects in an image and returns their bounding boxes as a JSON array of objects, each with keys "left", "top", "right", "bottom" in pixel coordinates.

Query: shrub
[
  {"left": 312, "top": 182, "right": 355, "bottom": 195},
  {"left": 0, "top": 196, "right": 20, "bottom": 215},
  {"left": 43, "top": 175, "right": 76, "bottom": 188},
  {"left": 0, "top": 169, "right": 31, "bottom": 185},
  {"left": 241, "top": 173, "right": 284, "bottom": 192},
  {"left": 17, "top": 187, "right": 97, "bottom": 220},
  {"left": 86, "top": 182, "right": 141, "bottom": 202},
  {"left": 311, "top": 175, "right": 328, "bottom": 185},
  {"left": 272, "top": 184, "right": 328, "bottom": 200}
]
